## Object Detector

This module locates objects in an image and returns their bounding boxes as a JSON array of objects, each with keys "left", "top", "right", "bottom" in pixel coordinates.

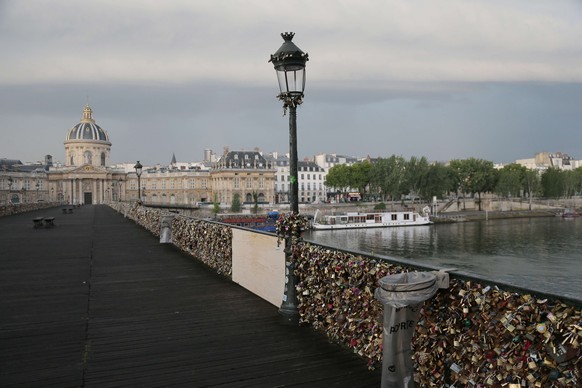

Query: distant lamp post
[
  {"left": 134, "top": 161, "right": 143, "bottom": 203},
  {"left": 270, "top": 32, "right": 308, "bottom": 325}
]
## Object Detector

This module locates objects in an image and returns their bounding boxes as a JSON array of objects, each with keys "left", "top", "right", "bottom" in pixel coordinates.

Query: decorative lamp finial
[{"left": 281, "top": 32, "right": 295, "bottom": 42}]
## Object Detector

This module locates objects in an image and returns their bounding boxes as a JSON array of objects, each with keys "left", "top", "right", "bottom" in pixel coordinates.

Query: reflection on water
[{"left": 304, "top": 217, "right": 582, "bottom": 300}]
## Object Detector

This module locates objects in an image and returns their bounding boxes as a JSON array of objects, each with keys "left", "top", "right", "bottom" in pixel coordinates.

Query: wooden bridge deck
[{"left": 0, "top": 205, "right": 380, "bottom": 387}]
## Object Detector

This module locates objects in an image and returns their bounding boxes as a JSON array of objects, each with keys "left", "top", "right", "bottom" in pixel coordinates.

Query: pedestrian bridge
[{"left": 0, "top": 205, "right": 380, "bottom": 386}]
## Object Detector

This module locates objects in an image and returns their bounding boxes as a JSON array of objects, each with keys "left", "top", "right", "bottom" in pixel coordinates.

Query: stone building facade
[{"left": 1, "top": 106, "right": 278, "bottom": 207}]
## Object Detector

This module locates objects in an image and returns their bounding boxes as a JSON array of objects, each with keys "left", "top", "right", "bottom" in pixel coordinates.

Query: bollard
[
  {"left": 159, "top": 213, "right": 175, "bottom": 244},
  {"left": 374, "top": 272, "right": 439, "bottom": 388}
]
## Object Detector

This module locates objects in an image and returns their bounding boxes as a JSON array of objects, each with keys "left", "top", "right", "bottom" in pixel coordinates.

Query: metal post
[
  {"left": 289, "top": 104, "right": 299, "bottom": 214},
  {"left": 137, "top": 175, "right": 141, "bottom": 202},
  {"left": 278, "top": 103, "right": 300, "bottom": 325}
]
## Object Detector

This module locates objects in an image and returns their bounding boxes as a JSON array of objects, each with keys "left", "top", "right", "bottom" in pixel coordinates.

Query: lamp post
[
  {"left": 134, "top": 161, "right": 143, "bottom": 203},
  {"left": 270, "top": 32, "right": 308, "bottom": 324}
]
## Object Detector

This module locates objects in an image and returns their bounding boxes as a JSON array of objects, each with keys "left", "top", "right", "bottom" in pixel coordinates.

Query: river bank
[{"left": 432, "top": 209, "right": 560, "bottom": 223}]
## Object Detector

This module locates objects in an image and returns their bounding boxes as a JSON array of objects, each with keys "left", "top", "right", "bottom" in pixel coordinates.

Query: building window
[
  {"left": 161, "top": 180, "right": 166, "bottom": 189},
  {"left": 170, "top": 180, "right": 175, "bottom": 189},
  {"left": 201, "top": 179, "right": 207, "bottom": 189},
  {"left": 101, "top": 153, "right": 106, "bottom": 166},
  {"left": 151, "top": 182, "right": 157, "bottom": 190},
  {"left": 234, "top": 177, "right": 240, "bottom": 189},
  {"left": 246, "top": 179, "right": 251, "bottom": 189},
  {"left": 84, "top": 151, "right": 92, "bottom": 165},
  {"left": 259, "top": 177, "right": 265, "bottom": 189}
]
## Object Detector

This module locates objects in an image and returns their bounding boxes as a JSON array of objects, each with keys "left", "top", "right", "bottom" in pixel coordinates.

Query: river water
[{"left": 304, "top": 216, "right": 582, "bottom": 301}]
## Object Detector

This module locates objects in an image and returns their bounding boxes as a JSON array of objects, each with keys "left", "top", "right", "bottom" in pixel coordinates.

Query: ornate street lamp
[
  {"left": 270, "top": 32, "right": 308, "bottom": 325},
  {"left": 134, "top": 161, "right": 143, "bottom": 203},
  {"left": 270, "top": 32, "right": 308, "bottom": 214}
]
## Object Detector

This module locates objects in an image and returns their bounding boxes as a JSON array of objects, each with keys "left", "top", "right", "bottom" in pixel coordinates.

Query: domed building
[
  {"left": 45, "top": 105, "right": 126, "bottom": 205},
  {"left": 64, "top": 105, "right": 111, "bottom": 167}
]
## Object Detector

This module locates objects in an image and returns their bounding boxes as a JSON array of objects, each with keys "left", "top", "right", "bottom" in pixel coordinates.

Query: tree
[
  {"left": 369, "top": 155, "right": 406, "bottom": 209},
  {"left": 449, "top": 158, "right": 497, "bottom": 211},
  {"left": 496, "top": 164, "right": 526, "bottom": 210},
  {"left": 252, "top": 191, "right": 259, "bottom": 214},
  {"left": 419, "top": 162, "right": 455, "bottom": 201},
  {"left": 562, "top": 170, "right": 580, "bottom": 199},
  {"left": 403, "top": 156, "right": 429, "bottom": 203},
  {"left": 231, "top": 193, "right": 241, "bottom": 212},
  {"left": 541, "top": 168, "right": 563, "bottom": 198},
  {"left": 349, "top": 161, "right": 372, "bottom": 199},
  {"left": 370, "top": 158, "right": 391, "bottom": 202},
  {"left": 523, "top": 169, "right": 541, "bottom": 210},
  {"left": 212, "top": 193, "right": 220, "bottom": 217},
  {"left": 325, "top": 164, "right": 351, "bottom": 200}
]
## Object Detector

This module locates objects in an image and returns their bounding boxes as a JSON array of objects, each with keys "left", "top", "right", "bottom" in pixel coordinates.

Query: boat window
[
  {"left": 391, "top": 214, "right": 397, "bottom": 221},
  {"left": 404, "top": 214, "right": 410, "bottom": 220},
  {"left": 367, "top": 214, "right": 374, "bottom": 220}
]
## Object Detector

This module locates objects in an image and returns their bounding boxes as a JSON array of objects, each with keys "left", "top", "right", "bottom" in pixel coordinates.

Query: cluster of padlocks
[
  {"left": 133, "top": 206, "right": 162, "bottom": 236},
  {"left": 172, "top": 216, "right": 233, "bottom": 277},
  {"left": 0, "top": 201, "right": 58, "bottom": 216},
  {"left": 294, "top": 243, "right": 580, "bottom": 386}
]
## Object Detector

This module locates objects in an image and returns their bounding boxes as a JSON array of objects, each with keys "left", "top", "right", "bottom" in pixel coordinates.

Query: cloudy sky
[{"left": 1, "top": 0, "right": 581, "bottom": 166}]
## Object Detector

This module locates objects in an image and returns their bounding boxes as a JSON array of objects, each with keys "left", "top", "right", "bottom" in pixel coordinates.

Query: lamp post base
[
  {"left": 278, "top": 259, "right": 299, "bottom": 325},
  {"left": 278, "top": 305, "right": 299, "bottom": 326}
]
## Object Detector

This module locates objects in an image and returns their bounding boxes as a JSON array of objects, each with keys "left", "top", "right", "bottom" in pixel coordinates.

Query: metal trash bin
[
  {"left": 375, "top": 272, "right": 439, "bottom": 388},
  {"left": 159, "top": 213, "right": 175, "bottom": 244}
]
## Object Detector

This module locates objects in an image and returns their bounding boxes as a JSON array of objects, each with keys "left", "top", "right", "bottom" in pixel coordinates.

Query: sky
[{"left": 1, "top": 0, "right": 582, "bottom": 166}]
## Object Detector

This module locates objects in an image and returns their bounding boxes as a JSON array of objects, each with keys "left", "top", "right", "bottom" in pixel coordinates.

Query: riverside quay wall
[{"left": 110, "top": 202, "right": 580, "bottom": 387}]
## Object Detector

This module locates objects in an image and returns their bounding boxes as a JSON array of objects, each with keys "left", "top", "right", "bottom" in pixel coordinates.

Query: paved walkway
[{"left": 0, "top": 205, "right": 380, "bottom": 387}]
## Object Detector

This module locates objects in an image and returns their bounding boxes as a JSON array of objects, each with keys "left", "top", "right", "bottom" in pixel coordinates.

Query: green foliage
[
  {"left": 496, "top": 163, "right": 526, "bottom": 198},
  {"left": 419, "top": 162, "right": 455, "bottom": 200},
  {"left": 212, "top": 193, "right": 220, "bottom": 216},
  {"left": 402, "top": 156, "right": 429, "bottom": 201},
  {"left": 373, "top": 202, "right": 386, "bottom": 210},
  {"left": 370, "top": 155, "right": 406, "bottom": 202},
  {"left": 541, "top": 168, "right": 563, "bottom": 198},
  {"left": 230, "top": 193, "right": 241, "bottom": 212},
  {"left": 541, "top": 168, "right": 582, "bottom": 199},
  {"left": 350, "top": 161, "right": 372, "bottom": 198},
  {"left": 325, "top": 164, "right": 351, "bottom": 193},
  {"left": 252, "top": 191, "right": 259, "bottom": 214}
]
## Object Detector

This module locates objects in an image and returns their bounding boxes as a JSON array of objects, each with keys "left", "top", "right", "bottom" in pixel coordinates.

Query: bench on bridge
[
  {"left": 62, "top": 207, "right": 73, "bottom": 214},
  {"left": 33, "top": 217, "right": 56, "bottom": 228},
  {"left": 33, "top": 217, "right": 44, "bottom": 229}
]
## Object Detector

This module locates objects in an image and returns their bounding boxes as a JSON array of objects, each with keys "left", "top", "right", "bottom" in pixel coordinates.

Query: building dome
[
  {"left": 65, "top": 105, "right": 110, "bottom": 143},
  {"left": 64, "top": 104, "right": 112, "bottom": 167}
]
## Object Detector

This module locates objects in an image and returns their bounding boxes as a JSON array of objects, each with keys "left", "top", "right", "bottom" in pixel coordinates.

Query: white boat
[{"left": 311, "top": 208, "right": 432, "bottom": 230}]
